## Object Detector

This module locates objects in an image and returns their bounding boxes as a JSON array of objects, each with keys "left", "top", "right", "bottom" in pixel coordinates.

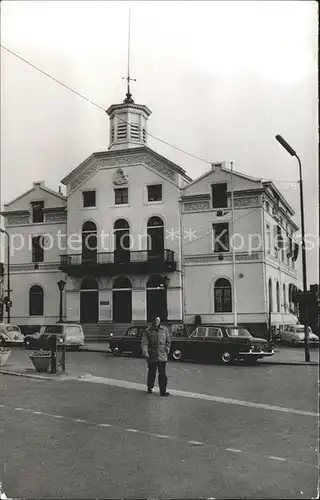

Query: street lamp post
[
  {"left": 275, "top": 134, "right": 310, "bottom": 362},
  {"left": 0, "top": 228, "right": 11, "bottom": 323},
  {"left": 57, "top": 279, "right": 66, "bottom": 323}
]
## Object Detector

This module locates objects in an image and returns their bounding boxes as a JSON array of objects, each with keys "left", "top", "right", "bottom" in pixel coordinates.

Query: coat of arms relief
[{"left": 112, "top": 168, "right": 128, "bottom": 185}]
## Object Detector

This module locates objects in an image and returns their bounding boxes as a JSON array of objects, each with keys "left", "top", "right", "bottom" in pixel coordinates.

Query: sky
[{"left": 0, "top": 0, "right": 318, "bottom": 284}]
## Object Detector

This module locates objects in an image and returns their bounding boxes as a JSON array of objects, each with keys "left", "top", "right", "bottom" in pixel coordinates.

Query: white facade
[
  {"left": 1, "top": 94, "right": 299, "bottom": 337},
  {"left": 180, "top": 162, "right": 299, "bottom": 335}
]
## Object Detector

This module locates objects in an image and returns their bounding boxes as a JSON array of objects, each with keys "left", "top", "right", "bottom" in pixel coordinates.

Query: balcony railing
[{"left": 59, "top": 249, "right": 176, "bottom": 276}]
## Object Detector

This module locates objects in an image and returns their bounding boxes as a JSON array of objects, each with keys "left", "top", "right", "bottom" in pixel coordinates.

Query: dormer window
[
  {"left": 117, "top": 123, "right": 127, "bottom": 140},
  {"left": 130, "top": 123, "right": 140, "bottom": 140},
  {"left": 110, "top": 126, "right": 115, "bottom": 143},
  {"left": 31, "top": 201, "right": 44, "bottom": 223},
  {"left": 143, "top": 128, "right": 147, "bottom": 143}
]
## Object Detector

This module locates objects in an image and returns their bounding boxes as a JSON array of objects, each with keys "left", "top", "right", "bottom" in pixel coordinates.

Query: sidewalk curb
[
  {"left": 0, "top": 369, "right": 80, "bottom": 382},
  {"left": 259, "top": 361, "right": 319, "bottom": 366},
  {"left": 81, "top": 348, "right": 111, "bottom": 354},
  {"left": 81, "top": 347, "right": 319, "bottom": 365}
]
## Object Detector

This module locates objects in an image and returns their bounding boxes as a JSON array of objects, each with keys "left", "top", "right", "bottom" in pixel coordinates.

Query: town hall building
[{"left": 1, "top": 88, "right": 299, "bottom": 338}]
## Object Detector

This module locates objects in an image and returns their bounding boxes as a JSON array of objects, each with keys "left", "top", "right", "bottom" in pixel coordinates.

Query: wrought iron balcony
[{"left": 59, "top": 249, "right": 176, "bottom": 276}]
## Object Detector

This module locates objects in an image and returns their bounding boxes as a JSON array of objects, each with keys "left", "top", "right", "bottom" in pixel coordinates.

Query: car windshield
[
  {"left": 226, "top": 328, "right": 252, "bottom": 338},
  {"left": 6, "top": 326, "right": 20, "bottom": 332}
]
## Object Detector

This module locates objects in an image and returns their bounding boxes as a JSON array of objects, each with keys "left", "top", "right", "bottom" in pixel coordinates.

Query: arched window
[
  {"left": 147, "top": 216, "right": 164, "bottom": 259},
  {"left": 29, "top": 285, "right": 44, "bottom": 316},
  {"left": 113, "top": 276, "right": 132, "bottom": 289},
  {"left": 82, "top": 221, "right": 97, "bottom": 232},
  {"left": 276, "top": 282, "right": 280, "bottom": 312},
  {"left": 268, "top": 278, "right": 273, "bottom": 313},
  {"left": 147, "top": 216, "right": 164, "bottom": 228},
  {"left": 81, "top": 277, "right": 99, "bottom": 290},
  {"left": 82, "top": 221, "right": 97, "bottom": 263},
  {"left": 114, "top": 219, "right": 129, "bottom": 230},
  {"left": 214, "top": 278, "right": 232, "bottom": 313}
]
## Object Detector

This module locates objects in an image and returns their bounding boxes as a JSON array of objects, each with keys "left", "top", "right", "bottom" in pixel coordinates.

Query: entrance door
[
  {"left": 146, "top": 289, "right": 167, "bottom": 323},
  {"left": 113, "top": 291, "right": 132, "bottom": 323},
  {"left": 80, "top": 291, "right": 99, "bottom": 323}
]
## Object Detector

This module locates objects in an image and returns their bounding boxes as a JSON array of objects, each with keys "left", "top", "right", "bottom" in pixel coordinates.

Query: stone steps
[{"left": 82, "top": 323, "right": 133, "bottom": 341}]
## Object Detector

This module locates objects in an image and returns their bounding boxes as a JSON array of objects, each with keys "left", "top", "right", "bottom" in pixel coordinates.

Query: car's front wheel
[
  {"left": 221, "top": 351, "right": 233, "bottom": 364},
  {"left": 172, "top": 349, "right": 183, "bottom": 361},
  {"left": 111, "top": 345, "right": 122, "bottom": 356}
]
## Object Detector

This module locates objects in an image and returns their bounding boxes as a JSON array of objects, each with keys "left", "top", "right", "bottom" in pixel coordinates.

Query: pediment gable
[
  {"left": 61, "top": 146, "right": 191, "bottom": 193},
  {"left": 182, "top": 162, "right": 262, "bottom": 197},
  {"left": 3, "top": 182, "right": 66, "bottom": 213}
]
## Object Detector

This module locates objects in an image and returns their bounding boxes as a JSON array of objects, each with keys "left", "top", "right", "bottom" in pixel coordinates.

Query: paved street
[{"left": 1, "top": 349, "right": 319, "bottom": 499}]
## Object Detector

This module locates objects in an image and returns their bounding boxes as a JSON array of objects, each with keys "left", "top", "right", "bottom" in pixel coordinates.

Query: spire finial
[{"left": 122, "top": 9, "right": 136, "bottom": 104}]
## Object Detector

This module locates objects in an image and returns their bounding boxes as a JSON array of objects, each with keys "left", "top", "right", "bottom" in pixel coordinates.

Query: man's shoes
[
  {"left": 160, "top": 391, "right": 170, "bottom": 397},
  {"left": 147, "top": 388, "right": 153, "bottom": 394}
]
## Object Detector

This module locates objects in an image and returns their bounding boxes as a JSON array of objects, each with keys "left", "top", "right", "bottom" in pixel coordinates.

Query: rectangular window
[
  {"left": 31, "top": 201, "right": 44, "bottom": 223},
  {"left": 32, "top": 236, "right": 44, "bottom": 262},
  {"left": 147, "top": 184, "right": 162, "bottom": 202},
  {"left": 211, "top": 183, "right": 228, "bottom": 208},
  {"left": 265, "top": 201, "right": 270, "bottom": 213},
  {"left": 266, "top": 224, "right": 271, "bottom": 253},
  {"left": 212, "top": 223, "right": 229, "bottom": 252},
  {"left": 83, "top": 190, "right": 96, "bottom": 208},
  {"left": 114, "top": 188, "right": 128, "bottom": 205}
]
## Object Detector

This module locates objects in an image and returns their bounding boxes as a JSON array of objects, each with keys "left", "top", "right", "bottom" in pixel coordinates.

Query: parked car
[
  {"left": 24, "top": 324, "right": 85, "bottom": 350},
  {"left": 278, "top": 324, "right": 319, "bottom": 346},
  {"left": 0, "top": 323, "right": 24, "bottom": 346},
  {"left": 109, "top": 324, "right": 274, "bottom": 364}
]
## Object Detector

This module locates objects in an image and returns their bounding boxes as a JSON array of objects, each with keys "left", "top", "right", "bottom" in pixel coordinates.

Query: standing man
[{"left": 141, "top": 316, "right": 171, "bottom": 396}]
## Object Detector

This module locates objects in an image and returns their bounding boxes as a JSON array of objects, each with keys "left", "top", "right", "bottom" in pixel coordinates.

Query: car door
[
  {"left": 122, "top": 327, "right": 140, "bottom": 354},
  {"left": 205, "top": 327, "right": 224, "bottom": 360},
  {"left": 187, "top": 326, "right": 207, "bottom": 360}
]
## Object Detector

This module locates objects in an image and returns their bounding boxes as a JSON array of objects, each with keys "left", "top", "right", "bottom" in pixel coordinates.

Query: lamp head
[{"left": 275, "top": 135, "right": 296, "bottom": 157}]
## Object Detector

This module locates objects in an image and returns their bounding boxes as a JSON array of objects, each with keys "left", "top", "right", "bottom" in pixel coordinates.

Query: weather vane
[{"left": 123, "top": 9, "right": 136, "bottom": 104}]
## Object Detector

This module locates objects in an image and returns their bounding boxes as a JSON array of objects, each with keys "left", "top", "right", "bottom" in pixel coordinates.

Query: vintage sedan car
[
  {"left": 279, "top": 324, "right": 319, "bottom": 346},
  {"left": 24, "top": 324, "right": 85, "bottom": 350},
  {"left": 0, "top": 323, "right": 24, "bottom": 346},
  {"left": 109, "top": 324, "right": 274, "bottom": 364}
]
